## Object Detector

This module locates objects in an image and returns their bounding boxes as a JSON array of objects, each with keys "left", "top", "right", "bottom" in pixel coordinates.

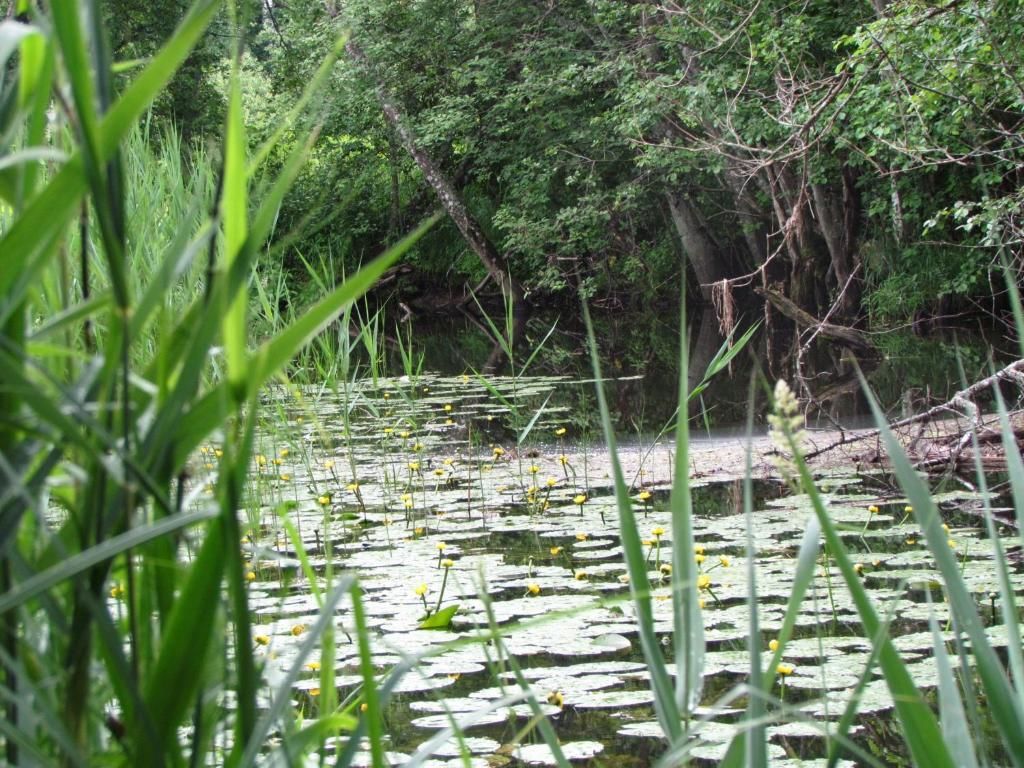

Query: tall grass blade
[
  {"left": 669, "top": 301, "right": 704, "bottom": 717},
  {"left": 582, "top": 301, "right": 683, "bottom": 742},
  {"left": 862, "top": 373, "right": 1024, "bottom": 764},
  {"left": 517, "top": 393, "right": 551, "bottom": 446},
  {"left": 222, "top": 66, "right": 249, "bottom": 398},
  {"left": 790, "top": 425, "right": 957, "bottom": 767},
  {"left": 239, "top": 580, "right": 351, "bottom": 766},
  {"left": 728, "top": 377, "right": 768, "bottom": 767},
  {"left": 927, "top": 597, "right": 978, "bottom": 768},
  {"left": 994, "top": 387, "right": 1024, "bottom": 707},
  {"left": 0, "top": 509, "right": 214, "bottom": 614},
  {"left": 137, "top": 518, "right": 225, "bottom": 763},
  {"left": 351, "top": 583, "right": 386, "bottom": 768}
]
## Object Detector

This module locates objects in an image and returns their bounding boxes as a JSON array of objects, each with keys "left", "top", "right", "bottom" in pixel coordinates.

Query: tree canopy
[{"left": 133, "top": 0, "right": 1024, "bottom": 322}]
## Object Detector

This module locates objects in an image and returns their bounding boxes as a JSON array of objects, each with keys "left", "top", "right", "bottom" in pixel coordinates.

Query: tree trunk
[
  {"left": 724, "top": 159, "right": 769, "bottom": 269},
  {"left": 345, "top": 40, "right": 524, "bottom": 305},
  {"left": 386, "top": 131, "right": 403, "bottom": 243},
  {"left": 811, "top": 173, "right": 861, "bottom": 319},
  {"left": 666, "top": 192, "right": 731, "bottom": 301}
]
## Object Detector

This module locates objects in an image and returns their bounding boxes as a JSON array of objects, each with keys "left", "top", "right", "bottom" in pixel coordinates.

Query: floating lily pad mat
[{"left": 190, "top": 374, "right": 1024, "bottom": 764}]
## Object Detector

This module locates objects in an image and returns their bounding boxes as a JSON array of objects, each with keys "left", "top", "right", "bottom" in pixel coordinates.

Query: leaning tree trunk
[
  {"left": 345, "top": 40, "right": 524, "bottom": 306},
  {"left": 666, "top": 192, "right": 732, "bottom": 301}
]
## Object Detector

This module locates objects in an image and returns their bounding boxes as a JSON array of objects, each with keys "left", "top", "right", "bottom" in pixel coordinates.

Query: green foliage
[
  {"left": 110, "top": 0, "right": 1023, "bottom": 318},
  {"left": 0, "top": 3, "right": 433, "bottom": 764}
]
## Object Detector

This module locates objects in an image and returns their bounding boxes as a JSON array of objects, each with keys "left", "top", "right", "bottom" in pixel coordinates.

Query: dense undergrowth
[{"left": 3, "top": 3, "right": 1024, "bottom": 767}]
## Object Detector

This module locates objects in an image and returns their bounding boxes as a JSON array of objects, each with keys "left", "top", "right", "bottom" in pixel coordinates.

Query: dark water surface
[{"left": 382, "top": 307, "right": 1014, "bottom": 436}]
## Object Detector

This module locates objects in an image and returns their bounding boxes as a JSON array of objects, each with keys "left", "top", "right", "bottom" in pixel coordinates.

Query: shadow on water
[{"left": 365, "top": 305, "right": 1014, "bottom": 437}]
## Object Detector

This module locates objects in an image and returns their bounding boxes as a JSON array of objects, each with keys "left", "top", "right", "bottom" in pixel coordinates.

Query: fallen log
[
  {"left": 756, "top": 286, "right": 874, "bottom": 352},
  {"left": 804, "top": 359, "right": 1024, "bottom": 473}
]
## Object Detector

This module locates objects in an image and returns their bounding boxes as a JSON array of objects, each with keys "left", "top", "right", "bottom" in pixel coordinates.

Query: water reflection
[{"left": 341, "top": 305, "right": 1010, "bottom": 436}]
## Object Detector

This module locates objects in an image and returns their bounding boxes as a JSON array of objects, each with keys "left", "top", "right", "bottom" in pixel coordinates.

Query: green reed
[
  {"left": 589, "top": 271, "right": 1024, "bottom": 766},
  {"left": 0, "top": 3, "right": 439, "bottom": 765}
]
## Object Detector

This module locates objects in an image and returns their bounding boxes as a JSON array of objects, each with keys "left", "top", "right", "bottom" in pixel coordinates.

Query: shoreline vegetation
[{"left": 3, "top": 0, "right": 1024, "bottom": 766}]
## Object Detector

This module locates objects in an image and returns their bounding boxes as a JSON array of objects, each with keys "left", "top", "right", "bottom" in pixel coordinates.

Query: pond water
[
  {"left": 187, "top": 360, "right": 1023, "bottom": 766},
  {"left": 330, "top": 306, "right": 1016, "bottom": 437}
]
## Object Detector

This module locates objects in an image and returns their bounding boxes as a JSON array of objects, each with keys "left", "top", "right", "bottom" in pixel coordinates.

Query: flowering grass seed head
[{"left": 767, "top": 380, "right": 807, "bottom": 481}]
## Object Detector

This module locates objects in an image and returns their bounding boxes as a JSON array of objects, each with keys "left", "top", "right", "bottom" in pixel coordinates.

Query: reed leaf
[
  {"left": 669, "top": 300, "right": 704, "bottom": 719},
  {"left": 928, "top": 596, "right": 978, "bottom": 768},
  {"left": 582, "top": 301, "right": 683, "bottom": 742},
  {"left": 863, "top": 374, "right": 1024, "bottom": 765},
  {"left": 789, "top": 430, "right": 956, "bottom": 767}
]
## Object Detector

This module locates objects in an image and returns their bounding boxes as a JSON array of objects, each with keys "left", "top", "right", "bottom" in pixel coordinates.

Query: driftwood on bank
[
  {"left": 805, "top": 359, "right": 1024, "bottom": 472},
  {"left": 755, "top": 286, "right": 874, "bottom": 352}
]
